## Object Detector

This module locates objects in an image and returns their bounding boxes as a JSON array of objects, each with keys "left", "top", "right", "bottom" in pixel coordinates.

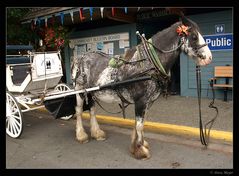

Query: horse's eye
[{"left": 192, "top": 34, "right": 198, "bottom": 41}]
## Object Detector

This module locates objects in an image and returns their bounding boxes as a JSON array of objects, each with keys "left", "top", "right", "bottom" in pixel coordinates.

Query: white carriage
[
  {"left": 6, "top": 45, "right": 152, "bottom": 139},
  {"left": 6, "top": 45, "right": 74, "bottom": 138}
]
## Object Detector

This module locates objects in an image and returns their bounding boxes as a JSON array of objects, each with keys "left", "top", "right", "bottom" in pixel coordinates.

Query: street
[{"left": 6, "top": 110, "right": 233, "bottom": 169}]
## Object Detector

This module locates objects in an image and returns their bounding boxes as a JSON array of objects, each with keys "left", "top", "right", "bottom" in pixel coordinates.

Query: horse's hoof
[
  {"left": 143, "top": 140, "right": 149, "bottom": 149},
  {"left": 91, "top": 129, "right": 106, "bottom": 141},
  {"left": 133, "top": 145, "right": 151, "bottom": 160},
  {"left": 76, "top": 131, "right": 89, "bottom": 143}
]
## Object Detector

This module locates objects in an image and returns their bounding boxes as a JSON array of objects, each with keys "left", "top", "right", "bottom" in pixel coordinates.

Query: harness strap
[
  {"left": 147, "top": 38, "right": 169, "bottom": 77},
  {"left": 92, "top": 96, "right": 123, "bottom": 114}
]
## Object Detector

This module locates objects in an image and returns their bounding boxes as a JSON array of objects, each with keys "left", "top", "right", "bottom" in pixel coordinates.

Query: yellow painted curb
[{"left": 37, "top": 108, "right": 232, "bottom": 143}]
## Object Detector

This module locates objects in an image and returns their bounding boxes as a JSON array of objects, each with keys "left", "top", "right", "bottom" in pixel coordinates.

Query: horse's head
[{"left": 179, "top": 16, "right": 212, "bottom": 66}]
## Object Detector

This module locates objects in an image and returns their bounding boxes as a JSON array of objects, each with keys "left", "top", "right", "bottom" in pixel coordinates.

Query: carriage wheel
[
  {"left": 6, "top": 92, "right": 23, "bottom": 138},
  {"left": 54, "top": 83, "right": 74, "bottom": 120}
]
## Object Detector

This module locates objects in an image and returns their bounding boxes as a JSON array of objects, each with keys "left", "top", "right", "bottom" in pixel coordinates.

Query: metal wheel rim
[
  {"left": 54, "top": 84, "right": 74, "bottom": 120},
  {"left": 6, "top": 92, "right": 23, "bottom": 138}
]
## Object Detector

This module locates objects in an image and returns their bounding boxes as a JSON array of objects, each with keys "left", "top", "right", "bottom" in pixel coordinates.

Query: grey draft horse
[{"left": 70, "top": 16, "right": 212, "bottom": 160}]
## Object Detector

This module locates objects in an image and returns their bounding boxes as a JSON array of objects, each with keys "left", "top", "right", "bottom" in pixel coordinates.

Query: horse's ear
[{"left": 181, "top": 16, "right": 192, "bottom": 27}]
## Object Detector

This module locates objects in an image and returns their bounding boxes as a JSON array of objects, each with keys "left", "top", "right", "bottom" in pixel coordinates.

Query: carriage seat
[
  {"left": 6, "top": 56, "right": 30, "bottom": 64},
  {"left": 9, "top": 64, "right": 31, "bottom": 86}
]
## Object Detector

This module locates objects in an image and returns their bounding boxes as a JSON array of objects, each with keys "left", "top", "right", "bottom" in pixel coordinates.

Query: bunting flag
[
  {"left": 31, "top": 20, "right": 35, "bottom": 31},
  {"left": 100, "top": 7, "right": 104, "bottom": 18},
  {"left": 50, "top": 15, "right": 56, "bottom": 25},
  {"left": 45, "top": 17, "right": 48, "bottom": 27},
  {"left": 79, "top": 8, "right": 85, "bottom": 22},
  {"left": 34, "top": 18, "right": 37, "bottom": 25},
  {"left": 70, "top": 11, "right": 74, "bottom": 23},
  {"left": 112, "top": 7, "right": 115, "bottom": 16},
  {"left": 124, "top": 7, "right": 127, "bottom": 14},
  {"left": 89, "top": 7, "right": 93, "bottom": 20},
  {"left": 60, "top": 12, "right": 64, "bottom": 25},
  {"left": 138, "top": 7, "right": 140, "bottom": 11},
  {"left": 37, "top": 18, "right": 41, "bottom": 26}
]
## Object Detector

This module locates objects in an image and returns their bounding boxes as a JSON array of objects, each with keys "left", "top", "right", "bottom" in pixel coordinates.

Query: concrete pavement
[{"left": 6, "top": 111, "right": 233, "bottom": 169}]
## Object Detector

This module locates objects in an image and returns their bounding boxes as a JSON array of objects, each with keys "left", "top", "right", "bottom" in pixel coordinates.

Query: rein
[{"left": 196, "top": 65, "right": 219, "bottom": 146}]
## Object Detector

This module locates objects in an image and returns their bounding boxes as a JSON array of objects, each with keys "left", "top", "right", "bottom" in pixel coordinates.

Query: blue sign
[
  {"left": 203, "top": 34, "right": 233, "bottom": 51},
  {"left": 215, "top": 24, "right": 225, "bottom": 34}
]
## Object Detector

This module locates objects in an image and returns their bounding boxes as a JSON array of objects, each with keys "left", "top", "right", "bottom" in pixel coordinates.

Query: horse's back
[{"left": 78, "top": 52, "right": 112, "bottom": 87}]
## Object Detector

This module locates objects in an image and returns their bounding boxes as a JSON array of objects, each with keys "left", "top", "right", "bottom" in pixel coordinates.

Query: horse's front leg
[
  {"left": 90, "top": 104, "right": 106, "bottom": 140},
  {"left": 75, "top": 93, "right": 89, "bottom": 143},
  {"left": 130, "top": 101, "right": 151, "bottom": 160}
]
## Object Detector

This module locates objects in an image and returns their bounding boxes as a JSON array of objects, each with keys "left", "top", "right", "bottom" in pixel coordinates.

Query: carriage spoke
[
  {"left": 7, "top": 118, "right": 10, "bottom": 131},
  {"left": 11, "top": 120, "right": 17, "bottom": 135},
  {"left": 11, "top": 118, "right": 20, "bottom": 133},
  {"left": 12, "top": 115, "right": 21, "bottom": 120},
  {"left": 12, "top": 117, "right": 21, "bottom": 128},
  {"left": 9, "top": 120, "right": 13, "bottom": 133}
]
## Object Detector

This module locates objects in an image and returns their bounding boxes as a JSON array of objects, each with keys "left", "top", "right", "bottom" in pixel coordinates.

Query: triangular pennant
[
  {"left": 45, "top": 17, "right": 48, "bottom": 27},
  {"left": 50, "top": 15, "right": 56, "bottom": 26},
  {"left": 89, "top": 7, "right": 93, "bottom": 20},
  {"left": 37, "top": 18, "right": 41, "bottom": 26},
  {"left": 100, "top": 7, "right": 104, "bottom": 18},
  {"left": 138, "top": 7, "right": 141, "bottom": 11},
  {"left": 79, "top": 8, "right": 86, "bottom": 22},
  {"left": 124, "top": 7, "right": 127, "bottom": 14},
  {"left": 31, "top": 20, "right": 35, "bottom": 31},
  {"left": 112, "top": 7, "right": 115, "bottom": 16},
  {"left": 34, "top": 18, "right": 37, "bottom": 25},
  {"left": 60, "top": 12, "right": 64, "bottom": 25},
  {"left": 70, "top": 11, "right": 74, "bottom": 23}
]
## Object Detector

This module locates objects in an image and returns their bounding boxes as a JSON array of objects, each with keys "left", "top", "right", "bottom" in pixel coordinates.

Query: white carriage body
[
  {"left": 6, "top": 46, "right": 75, "bottom": 138},
  {"left": 6, "top": 51, "right": 63, "bottom": 93}
]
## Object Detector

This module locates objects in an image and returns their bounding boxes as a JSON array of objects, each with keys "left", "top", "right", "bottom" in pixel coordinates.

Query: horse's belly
[{"left": 94, "top": 90, "right": 121, "bottom": 103}]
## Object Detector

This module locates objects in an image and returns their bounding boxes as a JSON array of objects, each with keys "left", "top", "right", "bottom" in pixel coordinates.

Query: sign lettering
[{"left": 203, "top": 34, "right": 233, "bottom": 51}]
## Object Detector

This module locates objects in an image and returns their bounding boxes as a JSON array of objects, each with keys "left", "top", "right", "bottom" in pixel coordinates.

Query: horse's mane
[{"left": 124, "top": 46, "right": 137, "bottom": 60}]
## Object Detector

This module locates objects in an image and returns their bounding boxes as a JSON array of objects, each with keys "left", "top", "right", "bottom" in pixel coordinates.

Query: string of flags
[{"left": 29, "top": 7, "right": 146, "bottom": 27}]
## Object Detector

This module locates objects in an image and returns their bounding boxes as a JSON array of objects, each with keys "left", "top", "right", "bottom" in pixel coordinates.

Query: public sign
[
  {"left": 215, "top": 24, "right": 225, "bottom": 34},
  {"left": 203, "top": 33, "right": 233, "bottom": 51}
]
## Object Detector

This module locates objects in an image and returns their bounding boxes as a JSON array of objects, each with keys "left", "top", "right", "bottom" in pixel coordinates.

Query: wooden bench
[{"left": 209, "top": 66, "right": 233, "bottom": 101}]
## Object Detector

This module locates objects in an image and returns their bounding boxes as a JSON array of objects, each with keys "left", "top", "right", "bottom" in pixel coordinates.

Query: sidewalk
[{"left": 93, "top": 95, "right": 233, "bottom": 132}]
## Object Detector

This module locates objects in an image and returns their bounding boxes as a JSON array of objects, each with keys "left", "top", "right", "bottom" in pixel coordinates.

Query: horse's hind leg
[
  {"left": 130, "top": 101, "right": 151, "bottom": 160},
  {"left": 90, "top": 104, "right": 106, "bottom": 140},
  {"left": 75, "top": 93, "right": 89, "bottom": 143}
]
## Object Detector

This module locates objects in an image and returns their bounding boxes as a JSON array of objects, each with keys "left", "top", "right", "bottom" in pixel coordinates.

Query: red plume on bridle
[{"left": 176, "top": 25, "right": 189, "bottom": 36}]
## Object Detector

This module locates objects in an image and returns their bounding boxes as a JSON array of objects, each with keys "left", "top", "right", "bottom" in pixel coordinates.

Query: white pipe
[{"left": 42, "top": 86, "right": 100, "bottom": 101}]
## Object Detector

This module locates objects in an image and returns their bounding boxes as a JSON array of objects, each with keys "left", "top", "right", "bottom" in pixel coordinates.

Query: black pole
[{"left": 99, "top": 76, "right": 152, "bottom": 90}]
